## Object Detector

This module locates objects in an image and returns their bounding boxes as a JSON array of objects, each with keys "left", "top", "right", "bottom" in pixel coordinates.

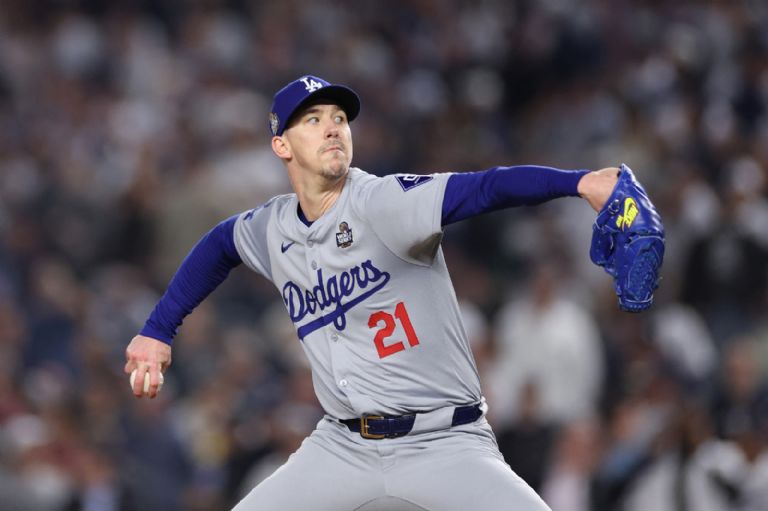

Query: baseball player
[{"left": 125, "top": 75, "right": 625, "bottom": 510}]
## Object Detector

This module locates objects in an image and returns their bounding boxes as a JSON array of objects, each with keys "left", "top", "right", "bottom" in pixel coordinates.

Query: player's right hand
[{"left": 125, "top": 334, "right": 172, "bottom": 399}]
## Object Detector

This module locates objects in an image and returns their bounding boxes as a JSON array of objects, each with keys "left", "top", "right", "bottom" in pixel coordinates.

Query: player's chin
[{"left": 322, "top": 159, "right": 350, "bottom": 178}]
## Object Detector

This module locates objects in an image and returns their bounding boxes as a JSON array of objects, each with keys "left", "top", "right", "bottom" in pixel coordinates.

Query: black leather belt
[{"left": 340, "top": 403, "right": 483, "bottom": 439}]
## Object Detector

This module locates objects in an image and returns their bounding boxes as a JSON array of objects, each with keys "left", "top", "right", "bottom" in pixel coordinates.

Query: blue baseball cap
[{"left": 268, "top": 75, "right": 361, "bottom": 136}]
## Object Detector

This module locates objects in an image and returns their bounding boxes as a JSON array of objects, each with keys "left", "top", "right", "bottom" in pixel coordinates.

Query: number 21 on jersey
[{"left": 368, "top": 302, "right": 420, "bottom": 359}]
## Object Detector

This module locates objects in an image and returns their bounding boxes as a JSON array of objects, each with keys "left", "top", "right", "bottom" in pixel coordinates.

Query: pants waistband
[{"left": 340, "top": 402, "right": 485, "bottom": 439}]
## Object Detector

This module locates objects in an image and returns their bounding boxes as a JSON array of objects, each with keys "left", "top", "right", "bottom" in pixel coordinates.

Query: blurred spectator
[
  {"left": 651, "top": 302, "right": 717, "bottom": 390},
  {"left": 616, "top": 402, "right": 749, "bottom": 511},
  {"left": 122, "top": 396, "right": 192, "bottom": 510},
  {"left": 682, "top": 175, "right": 768, "bottom": 343},
  {"left": 496, "top": 381, "right": 558, "bottom": 493},
  {"left": 489, "top": 258, "right": 604, "bottom": 427},
  {"left": 711, "top": 336, "right": 768, "bottom": 448},
  {"left": 541, "top": 419, "right": 601, "bottom": 511},
  {"left": 590, "top": 369, "right": 679, "bottom": 510},
  {"left": 742, "top": 449, "right": 768, "bottom": 511}
]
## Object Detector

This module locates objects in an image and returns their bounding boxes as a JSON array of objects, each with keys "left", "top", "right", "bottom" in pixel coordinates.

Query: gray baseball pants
[{"left": 233, "top": 416, "right": 551, "bottom": 510}]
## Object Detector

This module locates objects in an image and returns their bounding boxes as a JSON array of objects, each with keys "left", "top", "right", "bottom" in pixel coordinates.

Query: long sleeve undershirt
[
  {"left": 441, "top": 165, "right": 588, "bottom": 225},
  {"left": 139, "top": 215, "right": 241, "bottom": 344},
  {"left": 141, "top": 165, "right": 589, "bottom": 344}
]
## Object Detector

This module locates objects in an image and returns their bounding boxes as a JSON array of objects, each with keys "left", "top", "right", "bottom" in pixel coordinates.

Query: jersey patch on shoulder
[
  {"left": 243, "top": 198, "right": 274, "bottom": 221},
  {"left": 395, "top": 174, "right": 433, "bottom": 192}
]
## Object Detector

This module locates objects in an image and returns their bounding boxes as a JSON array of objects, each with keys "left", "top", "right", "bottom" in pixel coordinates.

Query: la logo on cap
[
  {"left": 268, "top": 75, "right": 360, "bottom": 136},
  {"left": 300, "top": 77, "right": 324, "bottom": 92}
]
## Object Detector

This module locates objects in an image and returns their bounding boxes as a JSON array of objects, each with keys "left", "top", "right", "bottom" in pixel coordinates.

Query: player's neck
[{"left": 290, "top": 169, "right": 346, "bottom": 221}]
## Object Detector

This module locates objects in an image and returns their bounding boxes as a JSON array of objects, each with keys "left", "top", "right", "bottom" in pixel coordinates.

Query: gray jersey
[{"left": 233, "top": 168, "right": 482, "bottom": 419}]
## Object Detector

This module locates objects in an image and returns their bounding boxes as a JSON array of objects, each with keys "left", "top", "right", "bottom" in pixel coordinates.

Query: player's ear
[{"left": 271, "top": 136, "right": 291, "bottom": 160}]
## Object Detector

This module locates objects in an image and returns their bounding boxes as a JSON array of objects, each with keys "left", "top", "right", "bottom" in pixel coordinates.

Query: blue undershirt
[
  {"left": 139, "top": 215, "right": 241, "bottom": 344},
  {"left": 141, "top": 165, "right": 589, "bottom": 344},
  {"left": 441, "top": 165, "right": 588, "bottom": 225}
]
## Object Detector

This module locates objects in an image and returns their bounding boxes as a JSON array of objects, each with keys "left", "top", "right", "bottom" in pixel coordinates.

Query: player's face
[{"left": 283, "top": 103, "right": 353, "bottom": 180}]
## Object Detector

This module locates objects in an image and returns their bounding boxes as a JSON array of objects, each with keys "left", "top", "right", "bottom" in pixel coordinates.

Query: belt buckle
[{"left": 360, "top": 415, "right": 386, "bottom": 439}]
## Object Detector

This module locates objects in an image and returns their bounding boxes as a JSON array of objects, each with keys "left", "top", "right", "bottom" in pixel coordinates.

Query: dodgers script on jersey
[{"left": 233, "top": 168, "right": 482, "bottom": 419}]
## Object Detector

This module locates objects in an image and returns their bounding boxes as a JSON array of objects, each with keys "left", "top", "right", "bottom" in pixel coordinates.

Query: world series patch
[
  {"left": 336, "top": 222, "right": 353, "bottom": 248},
  {"left": 269, "top": 112, "right": 280, "bottom": 135},
  {"left": 395, "top": 174, "right": 433, "bottom": 191}
]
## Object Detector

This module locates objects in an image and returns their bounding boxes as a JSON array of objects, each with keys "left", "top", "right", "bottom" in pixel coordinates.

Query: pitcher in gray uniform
[{"left": 125, "top": 75, "right": 621, "bottom": 510}]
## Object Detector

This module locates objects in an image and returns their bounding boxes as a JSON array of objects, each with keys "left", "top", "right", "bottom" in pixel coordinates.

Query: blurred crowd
[{"left": 1, "top": 0, "right": 767, "bottom": 510}]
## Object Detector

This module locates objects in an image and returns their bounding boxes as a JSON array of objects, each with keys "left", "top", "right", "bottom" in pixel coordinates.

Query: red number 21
[{"left": 368, "top": 302, "right": 420, "bottom": 359}]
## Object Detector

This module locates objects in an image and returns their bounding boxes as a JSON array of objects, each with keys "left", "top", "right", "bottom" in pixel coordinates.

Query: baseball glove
[{"left": 590, "top": 164, "right": 665, "bottom": 312}]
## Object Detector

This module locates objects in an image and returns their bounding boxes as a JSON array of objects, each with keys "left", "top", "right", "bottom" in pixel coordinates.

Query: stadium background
[{"left": 0, "top": 0, "right": 767, "bottom": 509}]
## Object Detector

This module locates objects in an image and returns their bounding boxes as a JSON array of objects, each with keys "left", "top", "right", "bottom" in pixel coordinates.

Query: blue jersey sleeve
[
  {"left": 139, "top": 215, "right": 242, "bottom": 345},
  {"left": 441, "top": 165, "right": 590, "bottom": 225}
]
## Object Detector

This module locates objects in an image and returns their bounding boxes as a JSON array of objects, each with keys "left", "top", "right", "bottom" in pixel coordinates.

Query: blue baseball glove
[{"left": 590, "top": 164, "right": 665, "bottom": 312}]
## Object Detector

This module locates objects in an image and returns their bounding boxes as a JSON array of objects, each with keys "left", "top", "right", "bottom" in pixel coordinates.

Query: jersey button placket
[{"left": 304, "top": 230, "right": 317, "bottom": 276}]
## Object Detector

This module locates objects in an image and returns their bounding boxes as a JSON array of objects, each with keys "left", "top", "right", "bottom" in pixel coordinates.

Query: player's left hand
[
  {"left": 577, "top": 167, "right": 620, "bottom": 211},
  {"left": 125, "top": 335, "right": 171, "bottom": 399}
]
